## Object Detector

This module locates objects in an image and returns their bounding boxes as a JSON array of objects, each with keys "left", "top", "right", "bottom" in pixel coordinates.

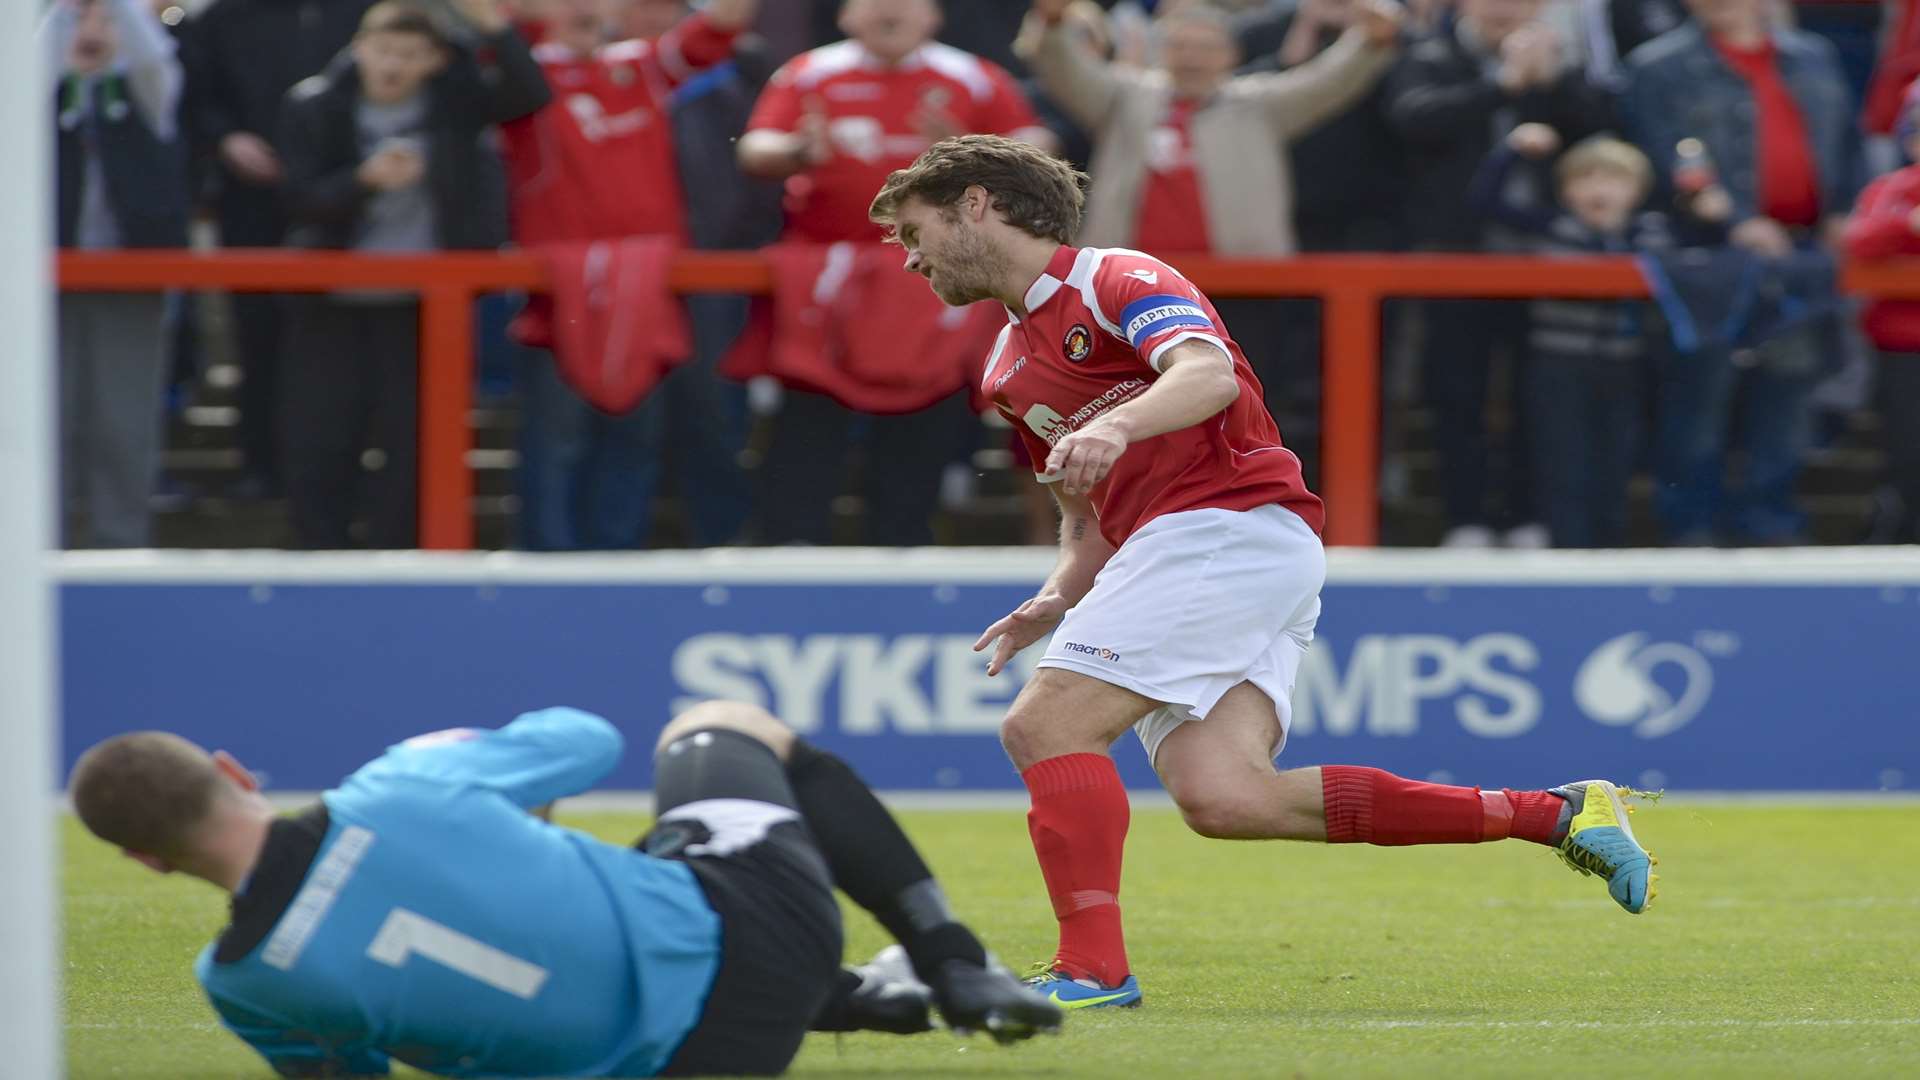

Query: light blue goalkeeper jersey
[{"left": 194, "top": 708, "right": 722, "bottom": 1078}]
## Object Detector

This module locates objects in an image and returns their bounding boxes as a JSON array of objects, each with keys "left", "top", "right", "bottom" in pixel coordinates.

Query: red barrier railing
[{"left": 58, "top": 249, "right": 1920, "bottom": 549}]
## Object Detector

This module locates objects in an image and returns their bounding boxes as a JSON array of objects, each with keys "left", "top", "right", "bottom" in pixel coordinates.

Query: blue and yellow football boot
[
  {"left": 1550, "top": 779, "right": 1660, "bottom": 914},
  {"left": 1022, "top": 962, "right": 1143, "bottom": 1009}
]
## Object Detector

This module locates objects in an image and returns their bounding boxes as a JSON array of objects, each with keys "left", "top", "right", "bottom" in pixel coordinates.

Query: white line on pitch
[
  {"left": 69, "top": 1017, "right": 1920, "bottom": 1033},
  {"left": 1343, "top": 1018, "right": 1920, "bottom": 1030}
]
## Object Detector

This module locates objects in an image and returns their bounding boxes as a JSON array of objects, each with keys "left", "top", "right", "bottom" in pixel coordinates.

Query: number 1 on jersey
[{"left": 366, "top": 909, "right": 550, "bottom": 1000}]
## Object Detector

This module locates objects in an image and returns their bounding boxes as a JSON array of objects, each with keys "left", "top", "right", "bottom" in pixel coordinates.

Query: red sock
[
  {"left": 1021, "top": 753, "right": 1130, "bottom": 987},
  {"left": 1504, "top": 789, "right": 1568, "bottom": 845},
  {"left": 1320, "top": 766, "right": 1565, "bottom": 846}
]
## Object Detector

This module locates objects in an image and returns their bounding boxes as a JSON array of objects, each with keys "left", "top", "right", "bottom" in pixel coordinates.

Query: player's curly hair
[{"left": 869, "top": 134, "right": 1088, "bottom": 244}]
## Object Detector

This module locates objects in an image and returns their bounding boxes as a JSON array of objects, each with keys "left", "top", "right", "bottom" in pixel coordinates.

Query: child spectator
[
  {"left": 1844, "top": 82, "right": 1920, "bottom": 542},
  {"left": 275, "top": 0, "right": 549, "bottom": 548},
  {"left": 1468, "top": 123, "right": 1724, "bottom": 547},
  {"left": 1385, "top": 0, "right": 1618, "bottom": 548},
  {"left": 44, "top": 0, "right": 189, "bottom": 548}
]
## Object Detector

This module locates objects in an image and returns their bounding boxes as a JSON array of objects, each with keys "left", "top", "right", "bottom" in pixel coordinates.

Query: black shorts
[{"left": 641, "top": 729, "right": 843, "bottom": 1078}]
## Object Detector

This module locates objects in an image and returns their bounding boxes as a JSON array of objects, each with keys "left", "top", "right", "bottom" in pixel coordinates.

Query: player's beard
[{"left": 924, "top": 224, "right": 1008, "bottom": 308}]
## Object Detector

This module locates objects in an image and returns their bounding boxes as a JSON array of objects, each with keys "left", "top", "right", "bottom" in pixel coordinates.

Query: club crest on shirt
[{"left": 1063, "top": 324, "right": 1092, "bottom": 363}]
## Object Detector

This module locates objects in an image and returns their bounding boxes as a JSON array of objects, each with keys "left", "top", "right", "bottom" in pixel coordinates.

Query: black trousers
[
  {"left": 1422, "top": 298, "right": 1535, "bottom": 530},
  {"left": 756, "top": 389, "right": 972, "bottom": 546},
  {"left": 1880, "top": 349, "right": 1920, "bottom": 540},
  {"left": 279, "top": 297, "right": 419, "bottom": 548},
  {"left": 644, "top": 730, "right": 843, "bottom": 1078},
  {"left": 219, "top": 185, "right": 290, "bottom": 486},
  {"left": 1526, "top": 351, "right": 1646, "bottom": 547}
]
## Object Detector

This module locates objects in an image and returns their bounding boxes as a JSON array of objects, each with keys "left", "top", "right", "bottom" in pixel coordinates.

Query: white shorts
[{"left": 1036, "top": 503, "right": 1325, "bottom": 766}]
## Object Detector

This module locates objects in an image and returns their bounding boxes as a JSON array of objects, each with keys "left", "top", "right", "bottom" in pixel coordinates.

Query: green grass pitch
[{"left": 64, "top": 801, "right": 1920, "bottom": 1079}]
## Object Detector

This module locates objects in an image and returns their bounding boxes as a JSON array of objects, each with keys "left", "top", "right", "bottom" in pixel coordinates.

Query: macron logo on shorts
[
  {"left": 1061, "top": 642, "right": 1122, "bottom": 663},
  {"left": 1121, "top": 294, "right": 1212, "bottom": 349}
]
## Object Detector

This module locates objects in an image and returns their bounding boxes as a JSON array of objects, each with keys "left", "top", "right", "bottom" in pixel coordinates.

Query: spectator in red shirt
[
  {"left": 499, "top": 0, "right": 758, "bottom": 551},
  {"left": 1624, "top": 0, "right": 1862, "bottom": 544},
  {"left": 1024, "top": 0, "right": 1399, "bottom": 257},
  {"left": 1845, "top": 81, "right": 1920, "bottom": 542},
  {"left": 1022, "top": 0, "right": 1400, "bottom": 492},
  {"left": 504, "top": 0, "right": 753, "bottom": 245},
  {"left": 735, "top": 0, "right": 1053, "bottom": 546},
  {"left": 619, "top": 0, "right": 691, "bottom": 41},
  {"left": 1862, "top": 1, "right": 1920, "bottom": 149},
  {"left": 739, "top": 0, "right": 1052, "bottom": 242}
]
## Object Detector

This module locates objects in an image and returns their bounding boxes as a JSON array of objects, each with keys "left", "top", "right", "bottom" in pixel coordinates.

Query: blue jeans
[
  {"left": 516, "top": 295, "right": 751, "bottom": 550},
  {"left": 1653, "top": 325, "right": 1827, "bottom": 543}
]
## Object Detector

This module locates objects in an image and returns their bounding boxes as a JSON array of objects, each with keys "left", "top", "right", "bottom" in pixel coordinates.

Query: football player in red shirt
[{"left": 871, "top": 135, "right": 1662, "bottom": 1009}]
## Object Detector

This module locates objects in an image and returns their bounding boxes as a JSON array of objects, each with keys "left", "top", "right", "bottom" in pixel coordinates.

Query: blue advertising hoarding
[{"left": 58, "top": 550, "right": 1920, "bottom": 793}]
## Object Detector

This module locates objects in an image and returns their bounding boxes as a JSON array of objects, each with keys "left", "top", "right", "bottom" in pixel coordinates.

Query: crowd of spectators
[{"left": 41, "top": 0, "right": 1920, "bottom": 549}]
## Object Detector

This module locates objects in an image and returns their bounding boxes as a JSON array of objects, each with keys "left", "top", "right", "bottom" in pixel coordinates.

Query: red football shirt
[
  {"left": 501, "top": 14, "right": 737, "bottom": 244},
  {"left": 1132, "top": 98, "right": 1213, "bottom": 254},
  {"left": 1843, "top": 166, "right": 1920, "bottom": 351},
  {"left": 746, "top": 40, "right": 1043, "bottom": 243},
  {"left": 984, "top": 246, "right": 1323, "bottom": 547},
  {"left": 1714, "top": 37, "right": 1822, "bottom": 227}
]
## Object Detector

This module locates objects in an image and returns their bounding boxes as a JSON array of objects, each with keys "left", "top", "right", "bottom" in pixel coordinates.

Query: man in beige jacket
[{"left": 1024, "top": 0, "right": 1404, "bottom": 256}]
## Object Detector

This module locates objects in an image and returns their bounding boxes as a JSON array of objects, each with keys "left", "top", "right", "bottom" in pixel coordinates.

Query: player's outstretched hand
[
  {"left": 1046, "top": 423, "right": 1127, "bottom": 496},
  {"left": 974, "top": 593, "right": 1070, "bottom": 676}
]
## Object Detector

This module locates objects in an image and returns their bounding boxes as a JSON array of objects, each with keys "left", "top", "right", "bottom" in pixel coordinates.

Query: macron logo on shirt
[{"left": 1121, "top": 293, "right": 1212, "bottom": 348}]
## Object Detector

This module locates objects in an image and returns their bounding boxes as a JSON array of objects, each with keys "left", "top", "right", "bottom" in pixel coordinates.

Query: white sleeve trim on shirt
[
  {"left": 1068, "top": 249, "right": 1126, "bottom": 340},
  {"left": 982, "top": 323, "right": 1014, "bottom": 388},
  {"left": 1146, "top": 331, "right": 1231, "bottom": 374}
]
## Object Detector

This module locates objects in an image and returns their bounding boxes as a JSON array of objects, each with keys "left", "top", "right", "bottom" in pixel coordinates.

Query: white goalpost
[{"left": 0, "top": 0, "right": 61, "bottom": 1071}]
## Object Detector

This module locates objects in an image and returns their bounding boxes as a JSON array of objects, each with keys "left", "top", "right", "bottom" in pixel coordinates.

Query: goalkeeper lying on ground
[{"left": 69, "top": 702, "right": 1061, "bottom": 1077}]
